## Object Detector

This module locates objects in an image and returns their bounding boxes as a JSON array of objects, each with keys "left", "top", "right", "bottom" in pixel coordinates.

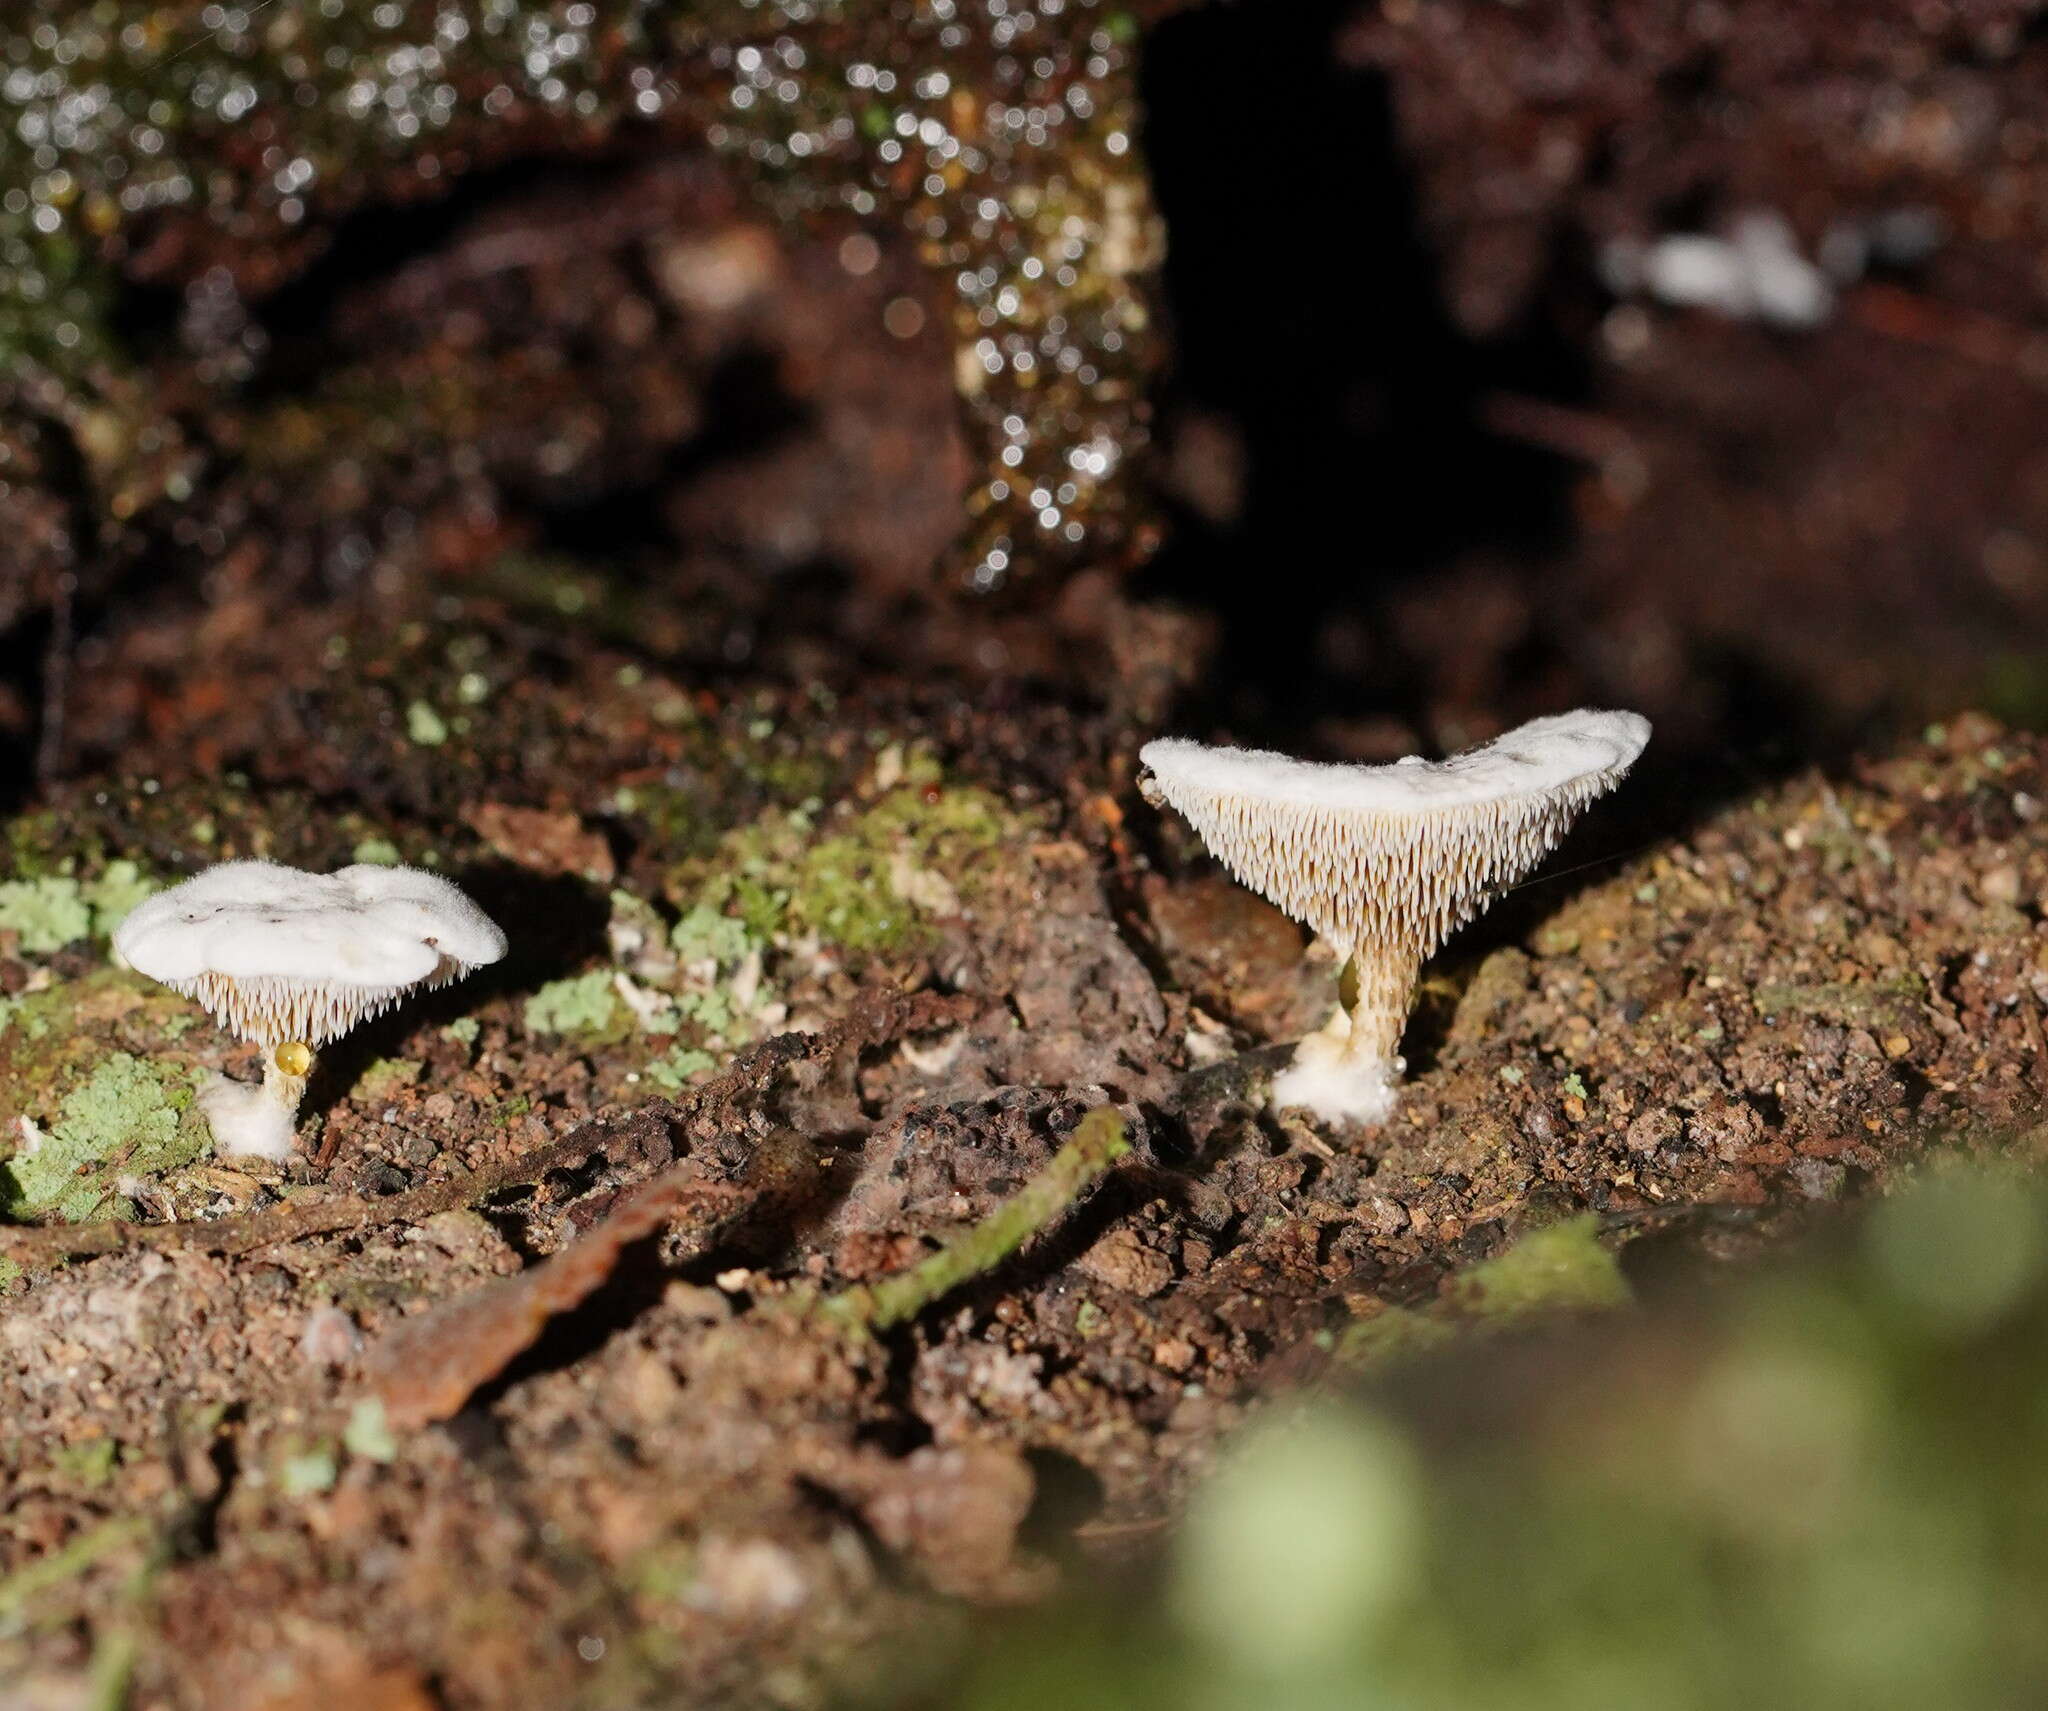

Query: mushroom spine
[{"left": 1140, "top": 710, "right": 1650, "bottom": 1126}]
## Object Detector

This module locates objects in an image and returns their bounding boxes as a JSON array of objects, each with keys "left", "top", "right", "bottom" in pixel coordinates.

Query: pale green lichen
[
  {"left": 405, "top": 702, "right": 449, "bottom": 746},
  {"left": 79, "top": 862, "right": 157, "bottom": 937},
  {"left": 352, "top": 837, "right": 403, "bottom": 866},
  {"left": 566, "top": 892, "right": 782, "bottom": 1057},
  {"left": 441, "top": 1017, "right": 481, "bottom": 1047},
  {"left": 671, "top": 904, "right": 760, "bottom": 969},
  {"left": 609, "top": 889, "right": 676, "bottom": 969},
  {"left": 1, "top": 1052, "right": 205, "bottom": 1223},
  {"left": 523, "top": 971, "right": 625, "bottom": 1039},
  {"left": 642, "top": 1044, "right": 716, "bottom": 1091},
  {"left": 0, "top": 878, "right": 92, "bottom": 955},
  {"left": 277, "top": 1445, "right": 339, "bottom": 1498},
  {"left": 343, "top": 1398, "right": 399, "bottom": 1463},
  {"left": 0, "top": 861, "right": 159, "bottom": 954}
]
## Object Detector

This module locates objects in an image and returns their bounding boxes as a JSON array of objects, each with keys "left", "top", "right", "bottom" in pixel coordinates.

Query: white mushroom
[
  {"left": 114, "top": 861, "right": 507, "bottom": 1161},
  {"left": 1140, "top": 710, "right": 1650, "bottom": 1126}
]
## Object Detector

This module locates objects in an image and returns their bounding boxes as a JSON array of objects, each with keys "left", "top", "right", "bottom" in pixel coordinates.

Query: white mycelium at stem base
[
  {"left": 113, "top": 861, "right": 507, "bottom": 1161},
  {"left": 1140, "top": 710, "right": 1651, "bottom": 1126}
]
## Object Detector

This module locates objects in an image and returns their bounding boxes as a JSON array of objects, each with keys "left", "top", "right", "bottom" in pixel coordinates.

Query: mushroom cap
[
  {"left": 113, "top": 860, "right": 508, "bottom": 1046},
  {"left": 1140, "top": 710, "right": 1650, "bottom": 960}
]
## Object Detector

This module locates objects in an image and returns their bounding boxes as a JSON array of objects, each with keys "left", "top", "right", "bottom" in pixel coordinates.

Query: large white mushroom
[
  {"left": 1140, "top": 710, "right": 1650, "bottom": 1127},
  {"left": 114, "top": 860, "right": 507, "bottom": 1161}
]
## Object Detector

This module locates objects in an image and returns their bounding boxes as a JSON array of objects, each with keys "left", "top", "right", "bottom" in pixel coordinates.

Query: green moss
[
  {"left": 3, "top": 811, "right": 77, "bottom": 881},
  {"left": 352, "top": 837, "right": 403, "bottom": 866},
  {"left": 679, "top": 782, "right": 1030, "bottom": 957},
  {"left": 1, "top": 1052, "right": 205, "bottom": 1224},
  {"left": 1753, "top": 979, "right": 1922, "bottom": 1028},
  {"left": 351, "top": 1058, "right": 423, "bottom": 1102},
  {"left": 946, "top": 1163, "right": 2048, "bottom": 1711},
  {"left": 522, "top": 972, "right": 625, "bottom": 1040},
  {"left": 1332, "top": 1304, "right": 1457, "bottom": 1368},
  {"left": 52, "top": 1439, "right": 118, "bottom": 1489},
  {"left": 442, "top": 1018, "right": 481, "bottom": 1047},
  {"left": 1445, "top": 1215, "right": 1630, "bottom": 1319},
  {"left": 1337, "top": 1216, "right": 1628, "bottom": 1373},
  {"left": 626, "top": 1541, "right": 698, "bottom": 1603}
]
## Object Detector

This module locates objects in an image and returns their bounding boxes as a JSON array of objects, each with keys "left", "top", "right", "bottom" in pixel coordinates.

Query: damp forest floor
[{"left": 2, "top": 598, "right": 2046, "bottom": 1710}]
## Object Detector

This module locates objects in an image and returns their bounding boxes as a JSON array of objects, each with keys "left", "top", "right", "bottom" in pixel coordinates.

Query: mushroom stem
[
  {"left": 197, "top": 1049, "right": 313, "bottom": 1165},
  {"left": 1336, "top": 949, "right": 1418, "bottom": 1079},
  {"left": 1270, "top": 948, "right": 1420, "bottom": 1125},
  {"left": 263, "top": 1055, "right": 310, "bottom": 1122}
]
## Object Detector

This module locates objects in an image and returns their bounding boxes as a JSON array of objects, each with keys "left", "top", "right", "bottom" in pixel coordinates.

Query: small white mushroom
[
  {"left": 1140, "top": 710, "right": 1650, "bottom": 1127},
  {"left": 114, "top": 860, "right": 507, "bottom": 1161}
]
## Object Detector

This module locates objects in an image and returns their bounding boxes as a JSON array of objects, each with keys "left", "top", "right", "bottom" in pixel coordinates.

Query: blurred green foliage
[{"left": 926, "top": 1162, "right": 2048, "bottom": 1711}]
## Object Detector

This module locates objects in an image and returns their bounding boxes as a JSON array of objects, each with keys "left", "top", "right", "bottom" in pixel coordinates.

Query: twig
[
  {"left": 0, "top": 989, "right": 976, "bottom": 1272},
  {"left": 1478, "top": 393, "right": 1637, "bottom": 467},
  {"left": 0, "top": 1514, "right": 150, "bottom": 1617},
  {"left": 359, "top": 1144, "right": 793, "bottom": 1430},
  {"left": 0, "top": 1125, "right": 605, "bottom": 1271},
  {"left": 812, "top": 1107, "right": 1131, "bottom": 1334},
  {"left": 1848, "top": 281, "right": 2044, "bottom": 380}
]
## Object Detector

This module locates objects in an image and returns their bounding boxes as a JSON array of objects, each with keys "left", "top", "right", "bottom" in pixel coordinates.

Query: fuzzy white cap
[
  {"left": 114, "top": 860, "right": 507, "bottom": 1047},
  {"left": 1140, "top": 711, "right": 1650, "bottom": 962}
]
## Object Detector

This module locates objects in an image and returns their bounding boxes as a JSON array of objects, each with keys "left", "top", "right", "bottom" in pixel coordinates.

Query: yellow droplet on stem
[{"left": 275, "top": 1041, "right": 312, "bottom": 1077}]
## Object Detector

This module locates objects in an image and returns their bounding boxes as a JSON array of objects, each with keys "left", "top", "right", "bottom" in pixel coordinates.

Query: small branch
[
  {"left": 0, "top": 1514, "right": 150, "bottom": 1617},
  {"left": 359, "top": 1142, "right": 801, "bottom": 1430},
  {"left": 813, "top": 1107, "right": 1131, "bottom": 1334},
  {"left": 0, "top": 1125, "right": 606, "bottom": 1271},
  {"left": 0, "top": 989, "right": 976, "bottom": 1273}
]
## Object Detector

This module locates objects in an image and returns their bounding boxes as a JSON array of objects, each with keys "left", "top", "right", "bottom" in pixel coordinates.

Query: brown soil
[
  {"left": 3, "top": 579, "right": 2043, "bottom": 1704},
  {"left": 5, "top": 2, "right": 2048, "bottom": 1706}
]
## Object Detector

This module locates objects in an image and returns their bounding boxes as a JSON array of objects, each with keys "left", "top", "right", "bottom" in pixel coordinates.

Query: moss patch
[
  {"left": 676, "top": 781, "right": 1032, "bottom": 957},
  {"left": 1, "top": 1052, "right": 205, "bottom": 1223},
  {"left": 1337, "top": 1215, "right": 1629, "bottom": 1369},
  {"left": 352, "top": 1058, "right": 424, "bottom": 1103}
]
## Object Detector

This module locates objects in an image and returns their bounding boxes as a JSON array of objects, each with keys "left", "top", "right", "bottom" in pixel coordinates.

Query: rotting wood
[{"left": 359, "top": 1132, "right": 813, "bottom": 1429}]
